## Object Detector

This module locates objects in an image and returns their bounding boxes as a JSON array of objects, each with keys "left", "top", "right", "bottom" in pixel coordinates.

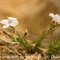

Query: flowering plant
[
  {"left": 0, "top": 13, "right": 60, "bottom": 59},
  {"left": 0, "top": 17, "right": 31, "bottom": 49},
  {"left": 49, "top": 13, "right": 60, "bottom": 23},
  {"left": 0, "top": 17, "right": 18, "bottom": 28}
]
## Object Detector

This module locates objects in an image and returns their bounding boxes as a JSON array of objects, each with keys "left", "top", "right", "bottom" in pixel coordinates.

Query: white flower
[
  {"left": 49, "top": 13, "right": 60, "bottom": 22},
  {"left": 0, "top": 17, "right": 18, "bottom": 28}
]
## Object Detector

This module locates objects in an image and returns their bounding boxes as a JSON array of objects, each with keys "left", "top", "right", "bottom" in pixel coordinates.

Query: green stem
[
  {"left": 22, "top": 37, "right": 31, "bottom": 48},
  {"left": 10, "top": 26, "right": 24, "bottom": 44},
  {"left": 10, "top": 26, "right": 31, "bottom": 48},
  {"left": 35, "top": 30, "right": 47, "bottom": 47}
]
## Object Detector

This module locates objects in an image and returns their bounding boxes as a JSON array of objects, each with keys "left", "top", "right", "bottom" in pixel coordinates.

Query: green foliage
[
  {"left": 16, "top": 37, "right": 31, "bottom": 49},
  {"left": 48, "top": 39, "right": 60, "bottom": 57},
  {"left": 12, "top": 39, "right": 16, "bottom": 42},
  {"left": 22, "top": 37, "right": 31, "bottom": 48},
  {"left": 16, "top": 37, "right": 24, "bottom": 45},
  {"left": 35, "top": 30, "right": 46, "bottom": 47},
  {"left": 12, "top": 21, "right": 60, "bottom": 54}
]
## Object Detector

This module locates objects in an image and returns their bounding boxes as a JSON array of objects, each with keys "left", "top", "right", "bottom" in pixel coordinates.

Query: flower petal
[
  {"left": 8, "top": 17, "right": 18, "bottom": 26},
  {"left": 0, "top": 19, "right": 8, "bottom": 24},
  {"left": 10, "top": 21, "right": 18, "bottom": 26},
  {"left": 8, "top": 17, "right": 17, "bottom": 21},
  {"left": 49, "top": 13, "right": 54, "bottom": 18},
  {"left": 49, "top": 13, "right": 60, "bottom": 22},
  {"left": 53, "top": 14, "right": 60, "bottom": 22},
  {"left": 3, "top": 24, "right": 9, "bottom": 29}
]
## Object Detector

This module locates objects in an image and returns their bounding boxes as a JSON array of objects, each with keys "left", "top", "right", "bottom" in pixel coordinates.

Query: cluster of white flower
[
  {"left": 0, "top": 17, "right": 18, "bottom": 28},
  {"left": 49, "top": 13, "right": 60, "bottom": 23}
]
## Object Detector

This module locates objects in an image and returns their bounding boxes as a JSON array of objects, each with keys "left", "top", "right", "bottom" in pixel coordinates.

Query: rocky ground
[{"left": 0, "top": 37, "right": 60, "bottom": 60}]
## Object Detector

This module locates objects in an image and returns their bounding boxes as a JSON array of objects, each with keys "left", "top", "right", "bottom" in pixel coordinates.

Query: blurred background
[{"left": 0, "top": 0, "right": 60, "bottom": 47}]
